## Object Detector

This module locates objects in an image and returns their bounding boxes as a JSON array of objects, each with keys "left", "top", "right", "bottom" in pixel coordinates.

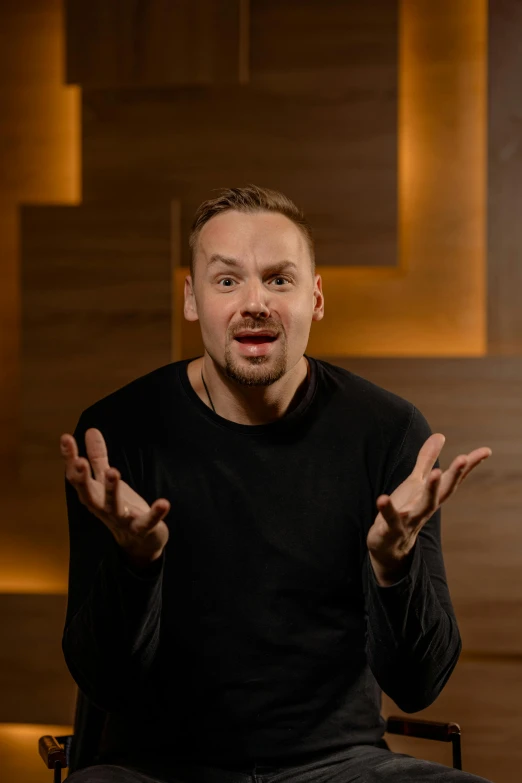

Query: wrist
[
  {"left": 121, "top": 546, "right": 164, "bottom": 573},
  {"left": 369, "top": 547, "right": 414, "bottom": 587}
]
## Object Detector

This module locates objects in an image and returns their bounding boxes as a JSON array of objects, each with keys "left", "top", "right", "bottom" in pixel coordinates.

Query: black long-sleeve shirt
[{"left": 62, "top": 354, "right": 462, "bottom": 769}]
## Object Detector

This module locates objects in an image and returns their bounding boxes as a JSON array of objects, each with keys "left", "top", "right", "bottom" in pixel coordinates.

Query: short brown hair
[{"left": 189, "top": 184, "right": 315, "bottom": 281}]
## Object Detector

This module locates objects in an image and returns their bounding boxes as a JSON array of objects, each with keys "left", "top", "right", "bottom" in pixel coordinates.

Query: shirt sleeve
[
  {"left": 363, "top": 404, "right": 462, "bottom": 713},
  {"left": 61, "top": 408, "right": 165, "bottom": 713}
]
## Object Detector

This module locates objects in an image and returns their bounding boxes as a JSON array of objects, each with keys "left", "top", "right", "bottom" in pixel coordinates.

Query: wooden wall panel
[
  {"left": 488, "top": 0, "right": 522, "bottom": 354},
  {"left": 0, "top": 594, "right": 74, "bottom": 724},
  {"left": 81, "top": 86, "right": 397, "bottom": 270},
  {"left": 3, "top": 200, "right": 178, "bottom": 599},
  {"left": 66, "top": 0, "right": 248, "bottom": 88},
  {"left": 251, "top": 0, "right": 397, "bottom": 93},
  {"left": 20, "top": 201, "right": 176, "bottom": 486},
  {"left": 6, "top": 1, "right": 521, "bottom": 781},
  {"left": 175, "top": 0, "right": 487, "bottom": 360},
  {"left": 80, "top": 0, "right": 397, "bottom": 270},
  {"left": 0, "top": 0, "right": 79, "bottom": 483}
]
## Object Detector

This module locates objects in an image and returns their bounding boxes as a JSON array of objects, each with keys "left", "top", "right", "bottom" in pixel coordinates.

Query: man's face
[{"left": 184, "top": 210, "right": 324, "bottom": 387}]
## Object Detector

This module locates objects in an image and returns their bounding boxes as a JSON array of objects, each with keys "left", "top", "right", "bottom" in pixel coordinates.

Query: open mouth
[{"left": 234, "top": 335, "right": 278, "bottom": 344}]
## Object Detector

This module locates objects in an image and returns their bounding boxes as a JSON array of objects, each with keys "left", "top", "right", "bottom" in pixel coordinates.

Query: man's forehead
[{"left": 198, "top": 211, "right": 305, "bottom": 257}]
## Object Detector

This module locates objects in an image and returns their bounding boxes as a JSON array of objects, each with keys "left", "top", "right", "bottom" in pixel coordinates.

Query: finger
[
  {"left": 67, "top": 455, "right": 104, "bottom": 510},
  {"left": 426, "top": 468, "right": 442, "bottom": 510},
  {"left": 412, "top": 468, "right": 442, "bottom": 522},
  {"left": 104, "top": 468, "right": 123, "bottom": 518},
  {"left": 61, "top": 430, "right": 89, "bottom": 485},
  {"left": 85, "top": 428, "right": 111, "bottom": 482},
  {"left": 376, "top": 495, "right": 401, "bottom": 529},
  {"left": 60, "top": 433, "right": 79, "bottom": 470},
  {"left": 438, "top": 455, "right": 468, "bottom": 501},
  {"left": 412, "top": 433, "right": 446, "bottom": 480},
  {"left": 61, "top": 433, "right": 94, "bottom": 490},
  {"left": 130, "top": 499, "right": 171, "bottom": 536},
  {"left": 456, "top": 447, "right": 492, "bottom": 484}
]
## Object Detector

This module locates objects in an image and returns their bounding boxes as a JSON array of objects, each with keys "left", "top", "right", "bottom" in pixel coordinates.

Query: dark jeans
[{"left": 64, "top": 744, "right": 494, "bottom": 783}]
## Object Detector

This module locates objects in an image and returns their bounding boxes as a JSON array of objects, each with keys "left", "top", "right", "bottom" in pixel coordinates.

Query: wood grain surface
[{"left": 0, "top": 2, "right": 520, "bottom": 782}]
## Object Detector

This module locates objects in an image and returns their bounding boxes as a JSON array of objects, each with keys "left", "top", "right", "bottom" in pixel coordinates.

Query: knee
[{"left": 65, "top": 763, "right": 138, "bottom": 782}]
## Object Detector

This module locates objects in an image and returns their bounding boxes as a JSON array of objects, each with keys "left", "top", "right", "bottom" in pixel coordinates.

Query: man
[{"left": 60, "top": 185, "right": 494, "bottom": 783}]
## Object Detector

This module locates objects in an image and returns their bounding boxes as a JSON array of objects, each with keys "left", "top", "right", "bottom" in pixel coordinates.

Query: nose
[{"left": 239, "top": 280, "right": 271, "bottom": 320}]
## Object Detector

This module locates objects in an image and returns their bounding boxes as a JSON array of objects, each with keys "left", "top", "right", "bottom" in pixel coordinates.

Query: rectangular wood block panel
[
  {"left": 0, "top": 593, "right": 75, "bottom": 725},
  {"left": 488, "top": 0, "right": 522, "bottom": 354},
  {"left": 20, "top": 201, "right": 176, "bottom": 478},
  {"left": 13, "top": 200, "right": 179, "bottom": 593},
  {"left": 79, "top": 0, "right": 397, "bottom": 269},
  {"left": 65, "top": 0, "right": 247, "bottom": 87}
]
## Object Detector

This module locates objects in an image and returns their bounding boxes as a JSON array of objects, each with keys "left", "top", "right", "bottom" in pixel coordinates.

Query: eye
[{"left": 216, "top": 275, "right": 292, "bottom": 287}]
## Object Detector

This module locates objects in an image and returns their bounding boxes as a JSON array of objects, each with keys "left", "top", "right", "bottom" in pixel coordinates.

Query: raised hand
[
  {"left": 367, "top": 433, "right": 492, "bottom": 585},
  {"left": 60, "top": 428, "right": 170, "bottom": 569}
]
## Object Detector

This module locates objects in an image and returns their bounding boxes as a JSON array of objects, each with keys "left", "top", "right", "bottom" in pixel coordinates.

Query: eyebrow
[{"left": 207, "top": 254, "right": 299, "bottom": 275}]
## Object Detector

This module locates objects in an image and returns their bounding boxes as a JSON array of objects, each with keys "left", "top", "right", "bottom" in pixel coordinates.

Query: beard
[{"left": 222, "top": 336, "right": 288, "bottom": 387}]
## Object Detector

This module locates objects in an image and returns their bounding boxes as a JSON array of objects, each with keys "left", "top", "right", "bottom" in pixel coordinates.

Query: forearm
[
  {"left": 62, "top": 538, "right": 165, "bottom": 712},
  {"left": 365, "top": 543, "right": 462, "bottom": 712}
]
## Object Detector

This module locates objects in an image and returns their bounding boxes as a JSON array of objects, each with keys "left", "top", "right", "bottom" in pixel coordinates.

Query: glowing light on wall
[
  {"left": 0, "top": 1, "right": 80, "bottom": 594},
  {"left": 174, "top": 0, "right": 488, "bottom": 359}
]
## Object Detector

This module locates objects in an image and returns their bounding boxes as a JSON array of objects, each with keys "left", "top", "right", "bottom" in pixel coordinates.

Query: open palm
[
  {"left": 367, "top": 433, "right": 492, "bottom": 566},
  {"left": 61, "top": 427, "right": 170, "bottom": 560}
]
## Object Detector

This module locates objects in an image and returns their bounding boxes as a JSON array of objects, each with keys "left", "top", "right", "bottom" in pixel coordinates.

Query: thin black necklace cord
[
  {"left": 201, "top": 369, "right": 216, "bottom": 413},
  {"left": 201, "top": 360, "right": 310, "bottom": 416}
]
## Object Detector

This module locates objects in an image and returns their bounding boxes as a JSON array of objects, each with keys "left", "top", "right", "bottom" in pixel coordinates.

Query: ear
[
  {"left": 312, "top": 274, "right": 325, "bottom": 322},
  {"left": 184, "top": 275, "right": 199, "bottom": 322}
]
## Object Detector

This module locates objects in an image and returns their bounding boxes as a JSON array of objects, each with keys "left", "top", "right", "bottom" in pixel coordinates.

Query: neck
[{"left": 196, "top": 356, "right": 310, "bottom": 426}]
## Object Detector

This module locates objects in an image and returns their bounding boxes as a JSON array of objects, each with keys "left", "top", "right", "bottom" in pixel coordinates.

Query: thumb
[{"left": 413, "top": 433, "right": 445, "bottom": 480}]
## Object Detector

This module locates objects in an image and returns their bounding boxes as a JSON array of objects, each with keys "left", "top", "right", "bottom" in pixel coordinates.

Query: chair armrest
[
  {"left": 386, "top": 715, "right": 461, "bottom": 742},
  {"left": 38, "top": 735, "right": 68, "bottom": 769}
]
